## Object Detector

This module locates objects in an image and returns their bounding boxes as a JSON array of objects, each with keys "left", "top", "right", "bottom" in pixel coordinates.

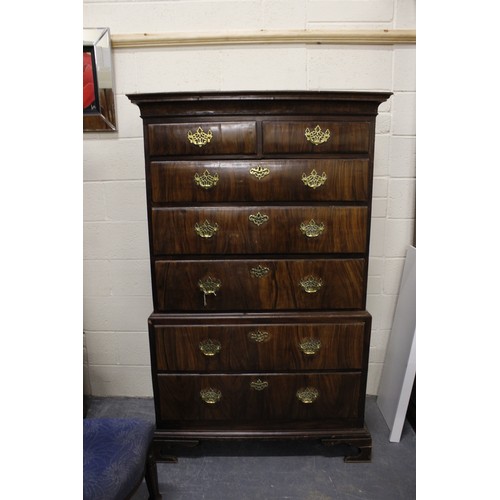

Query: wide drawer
[
  {"left": 154, "top": 258, "right": 365, "bottom": 312},
  {"left": 157, "top": 373, "right": 362, "bottom": 423},
  {"left": 262, "top": 121, "right": 371, "bottom": 154},
  {"left": 150, "top": 159, "right": 370, "bottom": 202},
  {"left": 151, "top": 206, "right": 368, "bottom": 255},
  {"left": 154, "top": 322, "right": 366, "bottom": 372},
  {"left": 147, "top": 122, "right": 257, "bottom": 156}
]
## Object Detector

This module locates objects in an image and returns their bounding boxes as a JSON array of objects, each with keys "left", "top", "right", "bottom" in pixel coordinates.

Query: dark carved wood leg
[
  {"left": 321, "top": 430, "right": 372, "bottom": 463},
  {"left": 153, "top": 436, "right": 201, "bottom": 464}
]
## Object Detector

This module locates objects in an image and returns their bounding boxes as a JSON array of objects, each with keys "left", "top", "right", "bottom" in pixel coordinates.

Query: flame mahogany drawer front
[
  {"left": 149, "top": 159, "right": 370, "bottom": 203},
  {"left": 156, "top": 372, "right": 363, "bottom": 424},
  {"left": 262, "top": 121, "right": 371, "bottom": 154},
  {"left": 147, "top": 122, "right": 257, "bottom": 156},
  {"left": 154, "top": 258, "right": 365, "bottom": 312},
  {"left": 153, "top": 322, "right": 366, "bottom": 372},
  {"left": 151, "top": 206, "right": 368, "bottom": 255},
  {"left": 128, "top": 91, "right": 391, "bottom": 460}
]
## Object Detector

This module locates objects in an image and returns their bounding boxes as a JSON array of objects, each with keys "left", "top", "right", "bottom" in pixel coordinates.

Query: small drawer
[
  {"left": 154, "top": 322, "right": 366, "bottom": 372},
  {"left": 154, "top": 258, "right": 365, "bottom": 312},
  {"left": 150, "top": 159, "right": 370, "bottom": 203},
  {"left": 147, "top": 122, "right": 257, "bottom": 156},
  {"left": 262, "top": 121, "right": 371, "bottom": 154},
  {"left": 151, "top": 205, "right": 368, "bottom": 255},
  {"left": 157, "top": 372, "right": 362, "bottom": 424}
]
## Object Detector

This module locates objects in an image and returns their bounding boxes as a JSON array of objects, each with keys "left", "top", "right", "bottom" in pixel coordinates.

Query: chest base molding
[{"left": 150, "top": 426, "right": 372, "bottom": 463}]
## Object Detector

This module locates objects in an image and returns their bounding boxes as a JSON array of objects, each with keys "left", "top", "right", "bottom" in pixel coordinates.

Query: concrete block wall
[{"left": 83, "top": 0, "right": 416, "bottom": 396}]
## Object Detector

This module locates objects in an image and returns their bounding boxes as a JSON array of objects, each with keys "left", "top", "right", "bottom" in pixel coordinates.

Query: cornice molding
[{"left": 111, "top": 29, "right": 416, "bottom": 49}]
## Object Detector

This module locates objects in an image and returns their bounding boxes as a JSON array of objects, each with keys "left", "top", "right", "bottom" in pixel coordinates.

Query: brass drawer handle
[
  {"left": 250, "top": 379, "right": 269, "bottom": 391},
  {"left": 200, "top": 387, "right": 222, "bottom": 404},
  {"left": 296, "top": 387, "right": 319, "bottom": 404},
  {"left": 198, "top": 276, "right": 221, "bottom": 295},
  {"left": 194, "top": 169, "right": 219, "bottom": 189},
  {"left": 299, "top": 275, "right": 323, "bottom": 294},
  {"left": 195, "top": 220, "right": 219, "bottom": 238},
  {"left": 187, "top": 127, "right": 213, "bottom": 147},
  {"left": 299, "top": 338, "right": 321, "bottom": 355},
  {"left": 300, "top": 219, "right": 325, "bottom": 238},
  {"left": 198, "top": 276, "right": 222, "bottom": 306},
  {"left": 248, "top": 330, "right": 271, "bottom": 343},
  {"left": 249, "top": 165, "right": 270, "bottom": 180},
  {"left": 304, "top": 125, "right": 331, "bottom": 145},
  {"left": 199, "top": 339, "right": 221, "bottom": 357},
  {"left": 249, "top": 212, "right": 269, "bottom": 226},
  {"left": 250, "top": 265, "right": 270, "bottom": 278},
  {"left": 302, "top": 169, "right": 327, "bottom": 189}
]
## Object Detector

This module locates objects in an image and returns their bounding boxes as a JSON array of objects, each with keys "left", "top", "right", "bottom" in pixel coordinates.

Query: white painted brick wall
[
  {"left": 104, "top": 181, "right": 148, "bottom": 221},
  {"left": 395, "top": 0, "right": 416, "bottom": 29},
  {"left": 390, "top": 136, "right": 416, "bottom": 178},
  {"left": 220, "top": 47, "right": 308, "bottom": 90},
  {"left": 307, "top": 47, "right": 393, "bottom": 90},
  {"left": 83, "top": 138, "right": 145, "bottom": 181},
  {"left": 307, "top": 0, "right": 394, "bottom": 24},
  {"left": 83, "top": 0, "right": 416, "bottom": 397},
  {"left": 83, "top": 221, "right": 149, "bottom": 260}
]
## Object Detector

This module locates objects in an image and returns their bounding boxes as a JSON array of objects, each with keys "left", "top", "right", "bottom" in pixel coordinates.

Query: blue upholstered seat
[{"left": 83, "top": 418, "right": 156, "bottom": 500}]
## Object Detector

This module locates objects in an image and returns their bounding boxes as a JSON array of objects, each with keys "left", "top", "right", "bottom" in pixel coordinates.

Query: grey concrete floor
[{"left": 85, "top": 396, "right": 415, "bottom": 500}]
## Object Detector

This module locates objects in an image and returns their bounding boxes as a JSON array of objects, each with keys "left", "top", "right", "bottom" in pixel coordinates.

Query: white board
[{"left": 376, "top": 245, "right": 416, "bottom": 442}]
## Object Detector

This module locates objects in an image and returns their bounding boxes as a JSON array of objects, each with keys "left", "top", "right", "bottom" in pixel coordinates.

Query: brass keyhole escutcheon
[
  {"left": 247, "top": 330, "right": 271, "bottom": 343},
  {"left": 250, "top": 265, "right": 270, "bottom": 278},
  {"left": 250, "top": 379, "right": 269, "bottom": 391},
  {"left": 249, "top": 212, "right": 269, "bottom": 226},
  {"left": 249, "top": 165, "right": 270, "bottom": 180}
]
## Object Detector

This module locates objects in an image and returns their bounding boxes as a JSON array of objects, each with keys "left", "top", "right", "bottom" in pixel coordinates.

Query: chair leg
[{"left": 145, "top": 446, "right": 162, "bottom": 500}]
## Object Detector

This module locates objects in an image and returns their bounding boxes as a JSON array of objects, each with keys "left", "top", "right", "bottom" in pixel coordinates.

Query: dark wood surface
[
  {"left": 128, "top": 91, "right": 392, "bottom": 118},
  {"left": 148, "top": 121, "right": 257, "bottom": 156},
  {"left": 156, "top": 372, "right": 362, "bottom": 423},
  {"left": 128, "top": 91, "right": 391, "bottom": 462},
  {"left": 154, "top": 258, "right": 365, "bottom": 312},
  {"left": 262, "top": 120, "right": 371, "bottom": 154},
  {"left": 150, "top": 159, "right": 370, "bottom": 203},
  {"left": 154, "top": 322, "right": 366, "bottom": 372},
  {"left": 151, "top": 206, "right": 368, "bottom": 255}
]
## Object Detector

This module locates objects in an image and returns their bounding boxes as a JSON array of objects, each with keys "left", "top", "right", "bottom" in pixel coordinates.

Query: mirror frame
[{"left": 83, "top": 28, "right": 117, "bottom": 132}]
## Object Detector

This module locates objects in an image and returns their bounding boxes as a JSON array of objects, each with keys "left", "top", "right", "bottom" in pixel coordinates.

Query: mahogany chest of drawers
[{"left": 128, "top": 91, "right": 391, "bottom": 463}]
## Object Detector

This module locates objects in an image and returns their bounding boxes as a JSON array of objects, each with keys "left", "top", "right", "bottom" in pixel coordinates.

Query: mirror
[{"left": 83, "top": 28, "right": 117, "bottom": 131}]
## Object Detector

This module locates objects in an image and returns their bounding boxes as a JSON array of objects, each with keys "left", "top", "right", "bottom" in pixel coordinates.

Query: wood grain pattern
[
  {"left": 154, "top": 322, "right": 365, "bottom": 372},
  {"left": 148, "top": 122, "right": 257, "bottom": 156},
  {"left": 154, "top": 258, "right": 365, "bottom": 312},
  {"left": 151, "top": 206, "right": 367, "bottom": 255},
  {"left": 113, "top": 30, "right": 416, "bottom": 50},
  {"left": 262, "top": 121, "right": 371, "bottom": 154},
  {"left": 150, "top": 159, "right": 370, "bottom": 203},
  {"left": 157, "top": 372, "right": 362, "bottom": 423}
]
